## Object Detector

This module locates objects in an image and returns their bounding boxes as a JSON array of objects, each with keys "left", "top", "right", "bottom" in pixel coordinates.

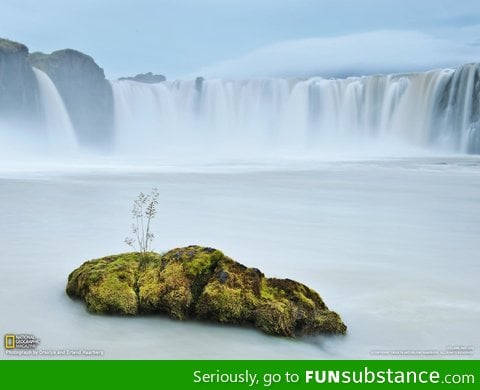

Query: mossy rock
[{"left": 67, "top": 246, "right": 346, "bottom": 337}]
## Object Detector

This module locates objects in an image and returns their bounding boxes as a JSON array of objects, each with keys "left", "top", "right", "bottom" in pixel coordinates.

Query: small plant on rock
[{"left": 125, "top": 188, "right": 159, "bottom": 264}]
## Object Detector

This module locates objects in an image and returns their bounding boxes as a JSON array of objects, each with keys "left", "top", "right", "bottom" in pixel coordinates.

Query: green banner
[{"left": 1, "top": 360, "right": 478, "bottom": 388}]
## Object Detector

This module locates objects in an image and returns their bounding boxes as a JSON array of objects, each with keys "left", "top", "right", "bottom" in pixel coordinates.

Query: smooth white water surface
[{"left": 1, "top": 157, "right": 479, "bottom": 359}]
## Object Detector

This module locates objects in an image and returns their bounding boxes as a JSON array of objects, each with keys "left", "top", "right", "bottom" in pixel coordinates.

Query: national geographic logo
[
  {"left": 4, "top": 334, "right": 41, "bottom": 350},
  {"left": 4, "top": 334, "right": 104, "bottom": 357},
  {"left": 4, "top": 335, "right": 15, "bottom": 349}
]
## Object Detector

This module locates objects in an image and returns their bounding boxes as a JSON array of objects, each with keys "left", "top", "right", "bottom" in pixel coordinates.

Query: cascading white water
[
  {"left": 110, "top": 64, "right": 480, "bottom": 158},
  {"left": 33, "top": 67, "right": 78, "bottom": 151}
]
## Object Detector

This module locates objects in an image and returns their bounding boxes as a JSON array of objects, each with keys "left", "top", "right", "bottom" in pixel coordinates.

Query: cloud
[{"left": 190, "top": 29, "right": 480, "bottom": 79}]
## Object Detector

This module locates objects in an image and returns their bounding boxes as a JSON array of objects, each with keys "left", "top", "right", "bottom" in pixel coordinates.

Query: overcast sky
[{"left": 1, "top": 0, "right": 480, "bottom": 79}]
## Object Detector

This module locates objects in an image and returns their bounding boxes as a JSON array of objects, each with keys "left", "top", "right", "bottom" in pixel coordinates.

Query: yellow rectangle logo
[{"left": 4, "top": 334, "right": 16, "bottom": 349}]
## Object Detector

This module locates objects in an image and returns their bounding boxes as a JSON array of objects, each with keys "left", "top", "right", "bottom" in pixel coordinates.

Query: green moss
[
  {"left": 137, "top": 266, "right": 162, "bottom": 312},
  {"left": 66, "top": 246, "right": 347, "bottom": 336},
  {"left": 195, "top": 258, "right": 263, "bottom": 325},
  {"left": 255, "top": 300, "right": 294, "bottom": 336},
  {"left": 196, "top": 282, "right": 246, "bottom": 323},
  {"left": 138, "top": 247, "right": 223, "bottom": 319},
  {"left": 66, "top": 252, "right": 142, "bottom": 315},
  {"left": 312, "top": 311, "right": 347, "bottom": 334},
  {"left": 183, "top": 249, "right": 223, "bottom": 278},
  {"left": 155, "top": 261, "right": 193, "bottom": 319},
  {"left": 260, "top": 279, "right": 285, "bottom": 301},
  {"left": 136, "top": 253, "right": 194, "bottom": 316},
  {"left": 85, "top": 274, "right": 138, "bottom": 315}
]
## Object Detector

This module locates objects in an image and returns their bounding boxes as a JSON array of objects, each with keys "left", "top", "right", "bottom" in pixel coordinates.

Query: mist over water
[
  {"left": 109, "top": 64, "right": 480, "bottom": 161},
  {"left": 2, "top": 63, "right": 480, "bottom": 166}
]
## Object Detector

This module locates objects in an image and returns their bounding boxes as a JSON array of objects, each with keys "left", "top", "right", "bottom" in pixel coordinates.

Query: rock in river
[{"left": 66, "top": 245, "right": 346, "bottom": 337}]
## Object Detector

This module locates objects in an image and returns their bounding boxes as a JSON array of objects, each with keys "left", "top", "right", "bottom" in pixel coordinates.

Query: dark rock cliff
[
  {"left": 0, "top": 38, "right": 40, "bottom": 126},
  {"left": 119, "top": 72, "right": 166, "bottom": 83},
  {"left": 29, "top": 49, "right": 114, "bottom": 148}
]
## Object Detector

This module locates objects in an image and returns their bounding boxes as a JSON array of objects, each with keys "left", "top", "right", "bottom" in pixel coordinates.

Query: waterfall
[
  {"left": 110, "top": 63, "right": 480, "bottom": 157},
  {"left": 33, "top": 67, "right": 78, "bottom": 151}
]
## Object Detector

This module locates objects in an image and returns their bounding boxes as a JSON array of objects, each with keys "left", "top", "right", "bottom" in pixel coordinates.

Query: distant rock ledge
[
  {"left": 119, "top": 72, "right": 166, "bottom": 83},
  {"left": 66, "top": 246, "right": 346, "bottom": 337}
]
